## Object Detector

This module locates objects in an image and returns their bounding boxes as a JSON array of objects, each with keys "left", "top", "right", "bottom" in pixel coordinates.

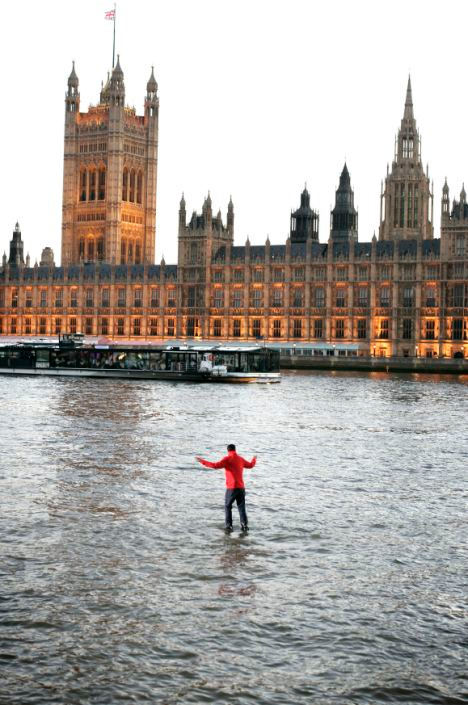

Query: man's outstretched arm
[
  {"left": 243, "top": 455, "right": 257, "bottom": 469},
  {"left": 195, "top": 456, "right": 226, "bottom": 469}
]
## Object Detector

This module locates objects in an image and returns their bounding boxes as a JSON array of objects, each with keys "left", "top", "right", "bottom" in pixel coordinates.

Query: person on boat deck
[{"left": 195, "top": 444, "right": 256, "bottom": 533}]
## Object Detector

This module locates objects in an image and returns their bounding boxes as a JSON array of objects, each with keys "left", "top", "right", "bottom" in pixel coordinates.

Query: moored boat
[{"left": 0, "top": 336, "right": 281, "bottom": 383}]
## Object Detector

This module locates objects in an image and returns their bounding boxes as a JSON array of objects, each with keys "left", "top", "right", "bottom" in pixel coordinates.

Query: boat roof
[{"left": 0, "top": 337, "right": 273, "bottom": 354}]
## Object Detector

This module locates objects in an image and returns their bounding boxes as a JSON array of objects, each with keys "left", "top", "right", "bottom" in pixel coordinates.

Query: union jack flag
[{"left": 105, "top": 9, "right": 115, "bottom": 20}]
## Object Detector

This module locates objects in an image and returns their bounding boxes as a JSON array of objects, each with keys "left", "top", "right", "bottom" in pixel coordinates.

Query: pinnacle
[{"left": 404, "top": 75, "right": 414, "bottom": 120}]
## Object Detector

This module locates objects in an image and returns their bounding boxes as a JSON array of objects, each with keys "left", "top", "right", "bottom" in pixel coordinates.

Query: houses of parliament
[{"left": 0, "top": 61, "right": 467, "bottom": 358}]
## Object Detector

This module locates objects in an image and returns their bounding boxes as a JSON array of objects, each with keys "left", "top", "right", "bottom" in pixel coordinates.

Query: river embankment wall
[{"left": 280, "top": 356, "right": 468, "bottom": 374}]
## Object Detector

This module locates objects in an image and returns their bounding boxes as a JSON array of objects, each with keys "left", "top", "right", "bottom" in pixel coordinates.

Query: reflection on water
[{"left": 0, "top": 371, "right": 467, "bottom": 704}]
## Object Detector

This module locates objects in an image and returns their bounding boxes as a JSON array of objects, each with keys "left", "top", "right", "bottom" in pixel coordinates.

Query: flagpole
[{"left": 112, "top": 3, "right": 116, "bottom": 68}]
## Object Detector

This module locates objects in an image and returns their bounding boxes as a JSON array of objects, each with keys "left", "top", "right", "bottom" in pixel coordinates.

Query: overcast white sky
[{"left": 0, "top": 0, "right": 467, "bottom": 265}]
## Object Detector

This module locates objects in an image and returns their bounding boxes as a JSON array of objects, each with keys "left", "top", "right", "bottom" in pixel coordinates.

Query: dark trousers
[{"left": 225, "top": 488, "right": 247, "bottom": 528}]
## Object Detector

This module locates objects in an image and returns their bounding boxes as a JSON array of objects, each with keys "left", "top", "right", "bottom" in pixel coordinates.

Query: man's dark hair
[{"left": 227, "top": 443, "right": 236, "bottom": 451}]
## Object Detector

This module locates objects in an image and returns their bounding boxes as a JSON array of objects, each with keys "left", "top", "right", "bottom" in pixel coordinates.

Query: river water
[{"left": 0, "top": 371, "right": 467, "bottom": 705}]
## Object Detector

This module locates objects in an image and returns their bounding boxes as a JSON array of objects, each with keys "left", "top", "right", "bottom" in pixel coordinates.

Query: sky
[{"left": 1, "top": 0, "right": 467, "bottom": 266}]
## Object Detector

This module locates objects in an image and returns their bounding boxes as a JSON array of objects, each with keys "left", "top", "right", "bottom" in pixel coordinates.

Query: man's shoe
[
  {"left": 241, "top": 524, "right": 249, "bottom": 533},
  {"left": 224, "top": 526, "right": 233, "bottom": 534}
]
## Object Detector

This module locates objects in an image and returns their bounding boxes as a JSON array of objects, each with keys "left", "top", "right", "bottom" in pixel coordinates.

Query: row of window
[
  {"left": 122, "top": 168, "right": 143, "bottom": 204},
  {"left": 3, "top": 287, "right": 165, "bottom": 309},
  {"left": 2, "top": 284, "right": 462, "bottom": 310},
  {"left": 2, "top": 316, "right": 466, "bottom": 341},
  {"left": 79, "top": 167, "right": 106, "bottom": 202},
  {"left": 209, "top": 286, "right": 439, "bottom": 309},
  {"left": 79, "top": 143, "right": 107, "bottom": 154},
  {"left": 78, "top": 167, "right": 145, "bottom": 205},
  {"left": 208, "top": 264, "right": 449, "bottom": 283},
  {"left": 76, "top": 237, "right": 144, "bottom": 264},
  {"left": 392, "top": 182, "right": 420, "bottom": 229}
]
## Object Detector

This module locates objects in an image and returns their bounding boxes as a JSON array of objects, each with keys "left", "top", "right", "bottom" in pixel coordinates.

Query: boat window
[
  {"left": 148, "top": 352, "right": 164, "bottom": 370},
  {"left": 36, "top": 350, "right": 51, "bottom": 363},
  {"left": 54, "top": 351, "right": 77, "bottom": 367}
]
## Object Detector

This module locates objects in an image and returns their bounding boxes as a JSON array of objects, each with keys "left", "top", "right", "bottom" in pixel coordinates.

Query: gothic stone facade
[{"left": 0, "top": 74, "right": 467, "bottom": 358}]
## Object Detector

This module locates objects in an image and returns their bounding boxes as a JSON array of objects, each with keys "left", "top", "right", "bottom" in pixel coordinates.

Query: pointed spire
[
  {"left": 339, "top": 162, "right": 350, "bottom": 186},
  {"left": 180, "top": 192, "right": 186, "bottom": 209},
  {"left": 404, "top": 75, "right": 413, "bottom": 120},
  {"left": 109, "top": 55, "right": 125, "bottom": 104},
  {"left": 147, "top": 65, "right": 158, "bottom": 93},
  {"left": 68, "top": 61, "right": 79, "bottom": 88},
  {"left": 113, "top": 54, "right": 123, "bottom": 78}
]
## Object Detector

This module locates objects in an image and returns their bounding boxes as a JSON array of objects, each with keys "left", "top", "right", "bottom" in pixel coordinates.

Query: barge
[{"left": 0, "top": 336, "right": 281, "bottom": 383}]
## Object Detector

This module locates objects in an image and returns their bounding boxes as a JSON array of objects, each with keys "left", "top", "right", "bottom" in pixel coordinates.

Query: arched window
[
  {"left": 122, "top": 168, "right": 128, "bottom": 201},
  {"left": 80, "top": 170, "right": 87, "bottom": 201},
  {"left": 97, "top": 238, "right": 104, "bottom": 260},
  {"left": 98, "top": 168, "right": 106, "bottom": 200},
  {"left": 129, "top": 169, "right": 136, "bottom": 202},
  {"left": 87, "top": 238, "right": 94, "bottom": 261},
  {"left": 89, "top": 170, "right": 96, "bottom": 201},
  {"left": 135, "top": 241, "right": 141, "bottom": 263},
  {"left": 121, "top": 239, "right": 127, "bottom": 264},
  {"left": 136, "top": 171, "right": 143, "bottom": 204},
  {"left": 128, "top": 241, "right": 134, "bottom": 262},
  {"left": 79, "top": 238, "right": 85, "bottom": 259}
]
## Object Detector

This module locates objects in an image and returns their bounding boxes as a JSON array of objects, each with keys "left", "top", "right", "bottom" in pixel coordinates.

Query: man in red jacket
[{"left": 195, "top": 444, "right": 257, "bottom": 533}]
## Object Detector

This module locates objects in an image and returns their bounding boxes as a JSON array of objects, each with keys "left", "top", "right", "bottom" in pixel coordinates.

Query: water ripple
[{"left": 0, "top": 372, "right": 466, "bottom": 704}]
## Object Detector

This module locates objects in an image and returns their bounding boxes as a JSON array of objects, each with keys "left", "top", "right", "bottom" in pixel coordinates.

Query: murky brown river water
[{"left": 0, "top": 371, "right": 467, "bottom": 704}]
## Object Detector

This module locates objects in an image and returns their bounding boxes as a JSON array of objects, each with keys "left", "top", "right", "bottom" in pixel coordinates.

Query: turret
[
  {"left": 227, "top": 196, "right": 234, "bottom": 236},
  {"left": 441, "top": 178, "right": 450, "bottom": 220},
  {"left": 145, "top": 66, "right": 159, "bottom": 121},
  {"left": 290, "top": 186, "right": 319, "bottom": 243},
  {"left": 8, "top": 222, "right": 24, "bottom": 265},
  {"left": 40, "top": 247, "right": 55, "bottom": 267},
  {"left": 330, "top": 163, "right": 358, "bottom": 242},
  {"left": 109, "top": 55, "right": 125, "bottom": 106},
  {"left": 65, "top": 61, "right": 80, "bottom": 115},
  {"left": 179, "top": 193, "right": 186, "bottom": 228},
  {"left": 203, "top": 193, "right": 213, "bottom": 228},
  {"left": 460, "top": 183, "right": 466, "bottom": 208}
]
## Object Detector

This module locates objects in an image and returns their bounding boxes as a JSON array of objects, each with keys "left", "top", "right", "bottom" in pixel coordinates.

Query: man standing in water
[{"left": 195, "top": 444, "right": 257, "bottom": 533}]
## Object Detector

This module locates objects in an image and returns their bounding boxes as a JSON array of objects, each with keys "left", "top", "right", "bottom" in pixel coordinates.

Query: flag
[{"left": 105, "top": 9, "right": 115, "bottom": 20}]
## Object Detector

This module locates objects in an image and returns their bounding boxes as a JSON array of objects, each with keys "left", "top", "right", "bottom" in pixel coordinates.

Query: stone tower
[
  {"left": 330, "top": 163, "right": 358, "bottom": 242},
  {"left": 290, "top": 187, "right": 319, "bottom": 243},
  {"left": 440, "top": 179, "right": 468, "bottom": 259},
  {"left": 177, "top": 194, "right": 234, "bottom": 268},
  {"left": 379, "top": 77, "right": 433, "bottom": 241},
  {"left": 61, "top": 59, "right": 159, "bottom": 265}
]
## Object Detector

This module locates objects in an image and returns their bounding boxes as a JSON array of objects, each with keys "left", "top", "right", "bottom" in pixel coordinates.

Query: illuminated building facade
[
  {"left": 61, "top": 59, "right": 159, "bottom": 266},
  {"left": 0, "top": 73, "right": 467, "bottom": 358}
]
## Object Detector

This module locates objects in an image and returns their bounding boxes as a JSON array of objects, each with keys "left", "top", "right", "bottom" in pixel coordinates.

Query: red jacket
[{"left": 199, "top": 450, "right": 256, "bottom": 489}]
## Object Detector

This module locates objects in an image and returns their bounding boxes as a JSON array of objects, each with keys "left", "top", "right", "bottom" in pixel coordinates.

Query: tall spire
[
  {"left": 379, "top": 78, "right": 433, "bottom": 241},
  {"left": 404, "top": 75, "right": 413, "bottom": 120},
  {"left": 330, "top": 163, "right": 358, "bottom": 242},
  {"left": 8, "top": 222, "right": 24, "bottom": 265}
]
